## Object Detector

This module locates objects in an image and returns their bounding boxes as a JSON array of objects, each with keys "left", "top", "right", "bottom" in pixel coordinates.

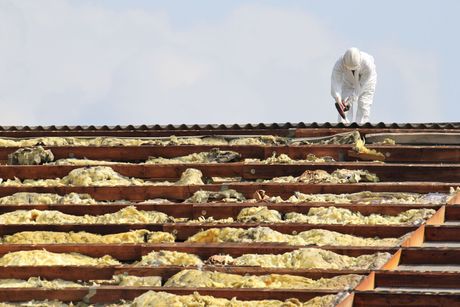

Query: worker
[{"left": 331, "top": 47, "right": 377, "bottom": 124}]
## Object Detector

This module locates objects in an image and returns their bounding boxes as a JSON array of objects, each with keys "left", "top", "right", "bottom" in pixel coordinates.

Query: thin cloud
[{"left": 0, "top": 1, "right": 443, "bottom": 125}]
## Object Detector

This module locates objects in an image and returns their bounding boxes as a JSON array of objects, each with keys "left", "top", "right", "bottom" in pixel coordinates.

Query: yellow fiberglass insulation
[
  {"left": 135, "top": 250, "right": 203, "bottom": 267},
  {"left": 236, "top": 206, "right": 282, "bottom": 223},
  {"left": 164, "top": 269, "right": 363, "bottom": 289},
  {"left": 0, "top": 250, "right": 120, "bottom": 266},
  {"left": 1, "top": 230, "right": 175, "bottom": 244},
  {"left": 216, "top": 248, "right": 391, "bottom": 270},
  {"left": 186, "top": 227, "right": 401, "bottom": 247},
  {"left": 129, "top": 290, "right": 338, "bottom": 307},
  {"left": 245, "top": 153, "right": 334, "bottom": 164},
  {"left": 284, "top": 206, "right": 435, "bottom": 226},
  {"left": 267, "top": 169, "right": 379, "bottom": 184},
  {"left": 0, "top": 166, "right": 204, "bottom": 187},
  {"left": 0, "top": 192, "right": 98, "bottom": 205},
  {"left": 0, "top": 206, "right": 171, "bottom": 224}
]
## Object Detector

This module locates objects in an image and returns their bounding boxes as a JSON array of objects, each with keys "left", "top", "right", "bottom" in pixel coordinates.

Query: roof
[{"left": 0, "top": 123, "right": 458, "bottom": 305}]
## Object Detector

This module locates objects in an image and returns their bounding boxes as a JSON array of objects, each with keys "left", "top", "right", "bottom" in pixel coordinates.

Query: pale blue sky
[{"left": 0, "top": 0, "right": 458, "bottom": 125}]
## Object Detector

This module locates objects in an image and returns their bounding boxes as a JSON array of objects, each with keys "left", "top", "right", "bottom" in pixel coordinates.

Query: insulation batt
[
  {"left": 0, "top": 192, "right": 98, "bottom": 205},
  {"left": 135, "top": 248, "right": 391, "bottom": 270},
  {"left": 110, "top": 275, "right": 162, "bottom": 287},
  {"left": 285, "top": 207, "right": 435, "bottom": 226},
  {"left": 286, "top": 191, "right": 451, "bottom": 205},
  {"left": 128, "top": 291, "right": 338, "bottom": 307},
  {"left": 0, "top": 274, "right": 162, "bottom": 288},
  {"left": 0, "top": 166, "right": 204, "bottom": 186},
  {"left": 136, "top": 250, "right": 204, "bottom": 267},
  {"left": 0, "top": 250, "right": 120, "bottom": 266},
  {"left": 245, "top": 153, "right": 335, "bottom": 164},
  {"left": 50, "top": 149, "right": 241, "bottom": 165},
  {"left": 1, "top": 230, "right": 175, "bottom": 244},
  {"left": 7, "top": 146, "right": 54, "bottom": 165},
  {"left": 146, "top": 148, "right": 242, "bottom": 164},
  {"left": 0, "top": 300, "right": 73, "bottom": 306},
  {"left": 186, "top": 227, "right": 401, "bottom": 247},
  {"left": 236, "top": 206, "right": 283, "bottom": 223},
  {"left": 50, "top": 158, "right": 121, "bottom": 166},
  {"left": 165, "top": 269, "right": 363, "bottom": 289},
  {"left": 0, "top": 206, "right": 171, "bottom": 224},
  {"left": 0, "top": 277, "right": 82, "bottom": 288},
  {"left": 0, "top": 291, "right": 337, "bottom": 306},
  {"left": 217, "top": 248, "right": 391, "bottom": 270},
  {"left": 235, "top": 206, "right": 434, "bottom": 226},
  {"left": 184, "top": 189, "right": 246, "bottom": 203},
  {"left": 353, "top": 139, "right": 385, "bottom": 160},
  {"left": 0, "top": 131, "right": 361, "bottom": 148},
  {"left": 267, "top": 169, "right": 379, "bottom": 184}
]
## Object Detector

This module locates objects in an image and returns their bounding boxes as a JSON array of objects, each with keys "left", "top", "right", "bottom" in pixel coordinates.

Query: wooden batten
[
  {"left": 0, "top": 182, "right": 453, "bottom": 200},
  {"left": 400, "top": 247, "right": 460, "bottom": 265},
  {"left": 400, "top": 225, "right": 425, "bottom": 247},
  {"left": 0, "top": 287, "right": 341, "bottom": 303},
  {"left": 445, "top": 205, "right": 460, "bottom": 220},
  {"left": 380, "top": 249, "right": 401, "bottom": 270},
  {"left": 1, "top": 144, "right": 459, "bottom": 163},
  {"left": 354, "top": 272, "right": 375, "bottom": 291},
  {"left": 425, "top": 225, "right": 460, "bottom": 242},
  {"left": 1, "top": 163, "right": 460, "bottom": 181},
  {"left": 373, "top": 271, "right": 460, "bottom": 289},
  {"left": 294, "top": 128, "right": 460, "bottom": 138},
  {"left": 353, "top": 292, "right": 460, "bottom": 306},
  {"left": 167, "top": 223, "right": 416, "bottom": 241},
  {"left": 191, "top": 203, "right": 442, "bottom": 219},
  {"left": 426, "top": 206, "right": 446, "bottom": 225},
  {"left": 0, "top": 265, "right": 368, "bottom": 281},
  {"left": 0, "top": 202, "right": 443, "bottom": 218},
  {"left": 447, "top": 189, "right": 460, "bottom": 205},
  {"left": 335, "top": 292, "right": 354, "bottom": 307},
  {"left": 0, "top": 243, "right": 397, "bottom": 260}
]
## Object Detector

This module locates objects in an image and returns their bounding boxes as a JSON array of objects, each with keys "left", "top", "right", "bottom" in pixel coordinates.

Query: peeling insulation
[
  {"left": 211, "top": 248, "right": 391, "bottom": 270},
  {"left": 0, "top": 206, "right": 172, "bottom": 224},
  {"left": 186, "top": 227, "right": 401, "bottom": 247},
  {"left": 0, "top": 192, "right": 98, "bottom": 205},
  {"left": 1, "top": 230, "right": 175, "bottom": 244},
  {"left": 127, "top": 290, "right": 338, "bottom": 307},
  {"left": 266, "top": 169, "right": 379, "bottom": 184},
  {"left": 135, "top": 250, "right": 204, "bottom": 267},
  {"left": 0, "top": 250, "right": 120, "bottom": 266},
  {"left": 0, "top": 166, "right": 204, "bottom": 186},
  {"left": 165, "top": 269, "right": 363, "bottom": 289}
]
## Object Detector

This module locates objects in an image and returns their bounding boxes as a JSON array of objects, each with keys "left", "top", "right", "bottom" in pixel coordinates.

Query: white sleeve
[
  {"left": 331, "top": 58, "right": 343, "bottom": 102},
  {"left": 359, "top": 55, "right": 377, "bottom": 90}
]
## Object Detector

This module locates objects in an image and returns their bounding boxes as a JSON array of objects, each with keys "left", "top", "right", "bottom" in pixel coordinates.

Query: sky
[{"left": 0, "top": 0, "right": 459, "bottom": 125}]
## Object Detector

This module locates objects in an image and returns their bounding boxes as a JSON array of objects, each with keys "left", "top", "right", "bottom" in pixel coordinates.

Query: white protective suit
[{"left": 331, "top": 48, "right": 377, "bottom": 124}]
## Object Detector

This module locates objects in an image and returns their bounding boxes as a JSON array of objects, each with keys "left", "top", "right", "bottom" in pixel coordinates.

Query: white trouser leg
[{"left": 356, "top": 89, "right": 375, "bottom": 124}]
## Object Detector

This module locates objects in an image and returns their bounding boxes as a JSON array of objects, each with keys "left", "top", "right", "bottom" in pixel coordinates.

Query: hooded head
[{"left": 343, "top": 47, "right": 361, "bottom": 70}]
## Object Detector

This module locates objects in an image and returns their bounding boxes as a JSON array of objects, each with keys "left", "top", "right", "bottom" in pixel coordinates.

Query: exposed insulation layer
[
  {"left": 0, "top": 206, "right": 171, "bottom": 224},
  {"left": 164, "top": 269, "right": 362, "bottom": 289},
  {"left": 266, "top": 169, "right": 379, "bottom": 184},
  {"left": 186, "top": 227, "right": 401, "bottom": 247},
  {"left": 0, "top": 167, "right": 204, "bottom": 186},
  {"left": 245, "top": 153, "right": 335, "bottom": 164},
  {"left": 126, "top": 290, "right": 338, "bottom": 307},
  {"left": 236, "top": 206, "right": 435, "bottom": 226},
  {"left": 1, "top": 230, "right": 175, "bottom": 244},
  {"left": 0, "top": 250, "right": 120, "bottom": 266},
  {"left": 136, "top": 250, "right": 204, "bottom": 267},
  {"left": 0, "top": 192, "right": 98, "bottom": 205},
  {"left": 209, "top": 248, "right": 391, "bottom": 270}
]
